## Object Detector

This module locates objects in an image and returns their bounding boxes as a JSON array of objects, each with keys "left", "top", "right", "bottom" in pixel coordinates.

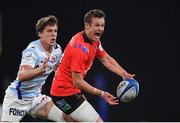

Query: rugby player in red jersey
[{"left": 50, "top": 9, "right": 135, "bottom": 122}]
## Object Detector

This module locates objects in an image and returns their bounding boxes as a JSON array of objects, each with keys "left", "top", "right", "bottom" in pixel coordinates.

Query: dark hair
[
  {"left": 35, "top": 15, "right": 58, "bottom": 34},
  {"left": 84, "top": 9, "right": 105, "bottom": 24}
]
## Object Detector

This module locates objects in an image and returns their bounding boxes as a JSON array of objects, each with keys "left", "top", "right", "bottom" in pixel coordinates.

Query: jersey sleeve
[
  {"left": 20, "top": 48, "right": 37, "bottom": 68},
  {"left": 71, "top": 46, "right": 86, "bottom": 74},
  {"left": 96, "top": 41, "right": 107, "bottom": 58}
]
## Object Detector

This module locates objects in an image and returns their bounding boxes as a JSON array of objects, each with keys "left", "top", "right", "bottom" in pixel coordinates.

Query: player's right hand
[
  {"left": 39, "top": 57, "right": 49, "bottom": 73},
  {"left": 102, "top": 91, "right": 119, "bottom": 105}
]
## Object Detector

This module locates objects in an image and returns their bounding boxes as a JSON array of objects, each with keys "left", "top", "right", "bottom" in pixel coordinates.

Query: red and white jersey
[{"left": 50, "top": 31, "right": 106, "bottom": 96}]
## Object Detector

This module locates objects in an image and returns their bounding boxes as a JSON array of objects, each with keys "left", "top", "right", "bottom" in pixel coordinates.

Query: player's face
[
  {"left": 39, "top": 24, "right": 58, "bottom": 47},
  {"left": 85, "top": 17, "right": 105, "bottom": 42}
]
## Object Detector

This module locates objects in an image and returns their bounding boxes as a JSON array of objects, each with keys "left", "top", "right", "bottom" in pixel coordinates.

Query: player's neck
[{"left": 40, "top": 41, "right": 52, "bottom": 54}]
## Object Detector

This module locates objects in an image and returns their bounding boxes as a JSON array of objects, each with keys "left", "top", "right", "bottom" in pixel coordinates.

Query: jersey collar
[{"left": 82, "top": 31, "right": 93, "bottom": 44}]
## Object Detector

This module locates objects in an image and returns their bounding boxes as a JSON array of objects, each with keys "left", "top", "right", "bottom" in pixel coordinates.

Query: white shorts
[
  {"left": 1, "top": 93, "right": 51, "bottom": 121},
  {"left": 70, "top": 100, "right": 99, "bottom": 122}
]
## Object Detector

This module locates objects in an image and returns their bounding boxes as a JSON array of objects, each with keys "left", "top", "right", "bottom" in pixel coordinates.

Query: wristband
[
  {"left": 93, "top": 88, "right": 97, "bottom": 95},
  {"left": 101, "top": 91, "right": 105, "bottom": 97}
]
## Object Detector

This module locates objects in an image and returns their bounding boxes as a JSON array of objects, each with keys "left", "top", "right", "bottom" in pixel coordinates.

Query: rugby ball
[{"left": 116, "top": 78, "right": 139, "bottom": 103}]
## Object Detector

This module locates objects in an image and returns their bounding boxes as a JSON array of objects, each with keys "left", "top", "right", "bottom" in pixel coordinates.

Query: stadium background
[{"left": 0, "top": 0, "right": 179, "bottom": 122}]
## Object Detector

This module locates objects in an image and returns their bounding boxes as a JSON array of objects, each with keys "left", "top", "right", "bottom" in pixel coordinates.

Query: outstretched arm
[
  {"left": 72, "top": 71, "right": 119, "bottom": 105},
  {"left": 98, "top": 53, "right": 135, "bottom": 79}
]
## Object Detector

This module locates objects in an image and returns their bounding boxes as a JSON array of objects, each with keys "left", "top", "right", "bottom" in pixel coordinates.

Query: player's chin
[
  {"left": 50, "top": 42, "right": 56, "bottom": 46},
  {"left": 94, "top": 36, "right": 100, "bottom": 40}
]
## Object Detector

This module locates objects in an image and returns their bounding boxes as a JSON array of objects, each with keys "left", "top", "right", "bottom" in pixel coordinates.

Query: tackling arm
[{"left": 17, "top": 58, "right": 48, "bottom": 82}]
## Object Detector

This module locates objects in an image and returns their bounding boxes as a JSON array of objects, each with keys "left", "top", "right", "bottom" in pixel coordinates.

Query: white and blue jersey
[{"left": 5, "top": 39, "right": 62, "bottom": 100}]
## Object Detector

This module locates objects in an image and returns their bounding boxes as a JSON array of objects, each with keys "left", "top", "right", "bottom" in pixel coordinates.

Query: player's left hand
[{"left": 122, "top": 71, "right": 135, "bottom": 80}]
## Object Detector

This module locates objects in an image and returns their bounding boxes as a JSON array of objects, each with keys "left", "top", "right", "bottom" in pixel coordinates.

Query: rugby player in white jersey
[{"left": 1, "top": 15, "right": 72, "bottom": 122}]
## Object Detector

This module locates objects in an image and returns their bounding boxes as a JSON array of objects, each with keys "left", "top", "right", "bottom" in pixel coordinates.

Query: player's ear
[
  {"left": 38, "top": 32, "right": 42, "bottom": 38},
  {"left": 84, "top": 23, "right": 89, "bottom": 29}
]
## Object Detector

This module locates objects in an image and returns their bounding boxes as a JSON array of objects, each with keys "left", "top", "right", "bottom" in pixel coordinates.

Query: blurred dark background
[{"left": 0, "top": 0, "right": 179, "bottom": 122}]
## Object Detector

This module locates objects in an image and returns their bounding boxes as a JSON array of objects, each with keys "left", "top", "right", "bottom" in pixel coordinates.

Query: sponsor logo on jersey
[
  {"left": 50, "top": 55, "right": 58, "bottom": 63},
  {"left": 74, "top": 43, "right": 88, "bottom": 53},
  {"left": 9, "top": 108, "right": 27, "bottom": 116}
]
